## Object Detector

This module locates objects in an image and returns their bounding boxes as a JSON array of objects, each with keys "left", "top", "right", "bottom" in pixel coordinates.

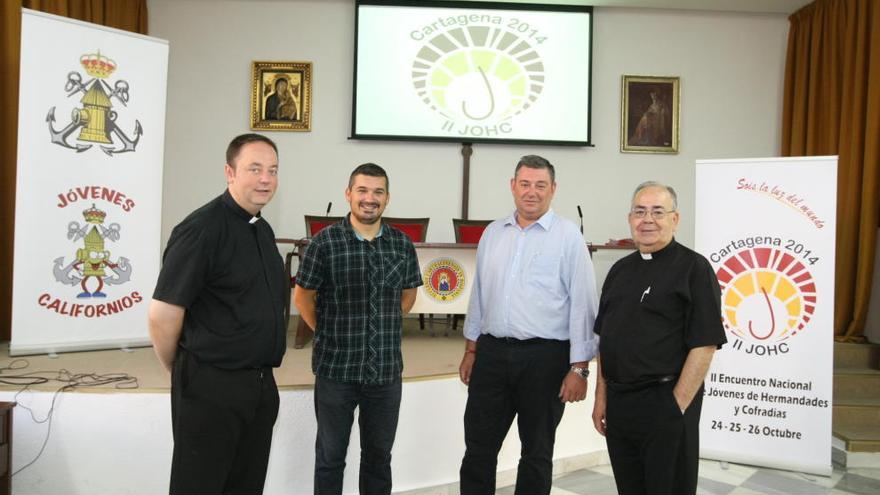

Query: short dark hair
[
  {"left": 226, "top": 133, "right": 278, "bottom": 168},
  {"left": 348, "top": 162, "right": 389, "bottom": 190},
  {"left": 514, "top": 155, "right": 555, "bottom": 183}
]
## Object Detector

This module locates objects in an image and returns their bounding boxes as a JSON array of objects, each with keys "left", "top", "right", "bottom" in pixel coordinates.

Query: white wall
[
  {"left": 112, "top": 1, "right": 793, "bottom": 491},
  {"left": 3, "top": 374, "right": 604, "bottom": 494},
  {"left": 148, "top": 0, "right": 789, "bottom": 256}
]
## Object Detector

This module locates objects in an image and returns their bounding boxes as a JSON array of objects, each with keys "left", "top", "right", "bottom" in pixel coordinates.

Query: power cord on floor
[{"left": 0, "top": 358, "right": 139, "bottom": 476}]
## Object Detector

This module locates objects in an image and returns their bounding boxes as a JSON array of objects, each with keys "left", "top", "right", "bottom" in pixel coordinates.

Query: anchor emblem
[
  {"left": 46, "top": 51, "right": 142, "bottom": 156},
  {"left": 52, "top": 204, "right": 133, "bottom": 297}
]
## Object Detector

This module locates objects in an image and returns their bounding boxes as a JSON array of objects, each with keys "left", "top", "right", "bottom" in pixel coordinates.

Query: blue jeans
[{"left": 314, "top": 375, "right": 402, "bottom": 495}]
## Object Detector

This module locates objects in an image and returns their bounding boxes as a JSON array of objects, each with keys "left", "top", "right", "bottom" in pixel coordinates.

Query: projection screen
[{"left": 352, "top": 0, "right": 593, "bottom": 146}]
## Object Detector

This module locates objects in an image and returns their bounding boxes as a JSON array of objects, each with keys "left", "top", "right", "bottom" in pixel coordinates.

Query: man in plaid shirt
[{"left": 294, "top": 163, "right": 422, "bottom": 494}]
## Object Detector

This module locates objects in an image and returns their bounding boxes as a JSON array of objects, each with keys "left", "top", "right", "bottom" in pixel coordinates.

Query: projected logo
[
  {"left": 411, "top": 26, "right": 545, "bottom": 137},
  {"left": 422, "top": 258, "right": 465, "bottom": 302},
  {"left": 715, "top": 247, "right": 816, "bottom": 356}
]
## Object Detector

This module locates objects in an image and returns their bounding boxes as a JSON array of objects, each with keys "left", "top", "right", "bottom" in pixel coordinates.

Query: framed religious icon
[
  {"left": 621, "top": 75, "right": 679, "bottom": 153},
  {"left": 250, "top": 61, "right": 312, "bottom": 131}
]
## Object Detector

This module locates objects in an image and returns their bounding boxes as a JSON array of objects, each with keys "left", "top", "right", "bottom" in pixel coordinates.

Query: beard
[{"left": 352, "top": 202, "right": 382, "bottom": 224}]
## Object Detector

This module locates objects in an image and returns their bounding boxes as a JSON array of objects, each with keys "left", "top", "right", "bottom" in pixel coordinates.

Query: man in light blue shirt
[{"left": 458, "top": 155, "right": 599, "bottom": 494}]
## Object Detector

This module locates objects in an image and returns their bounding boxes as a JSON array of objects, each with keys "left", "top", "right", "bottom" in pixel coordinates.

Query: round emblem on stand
[{"left": 422, "top": 257, "right": 466, "bottom": 302}]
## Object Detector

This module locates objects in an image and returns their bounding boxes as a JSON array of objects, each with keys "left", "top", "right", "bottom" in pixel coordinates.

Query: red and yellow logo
[
  {"left": 422, "top": 257, "right": 465, "bottom": 302},
  {"left": 716, "top": 247, "right": 816, "bottom": 354}
]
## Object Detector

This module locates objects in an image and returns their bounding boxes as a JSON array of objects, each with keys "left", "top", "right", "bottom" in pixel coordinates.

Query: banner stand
[
  {"left": 695, "top": 156, "right": 837, "bottom": 477},
  {"left": 11, "top": 10, "right": 168, "bottom": 355}
]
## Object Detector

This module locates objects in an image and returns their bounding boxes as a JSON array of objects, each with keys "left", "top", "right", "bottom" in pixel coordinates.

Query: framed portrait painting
[
  {"left": 250, "top": 61, "right": 312, "bottom": 131},
  {"left": 621, "top": 75, "right": 679, "bottom": 153}
]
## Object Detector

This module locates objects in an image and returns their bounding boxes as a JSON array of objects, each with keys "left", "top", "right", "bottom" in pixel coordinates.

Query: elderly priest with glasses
[{"left": 591, "top": 181, "right": 727, "bottom": 495}]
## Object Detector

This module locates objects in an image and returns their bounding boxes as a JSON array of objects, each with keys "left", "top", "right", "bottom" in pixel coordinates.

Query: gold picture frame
[
  {"left": 621, "top": 75, "right": 679, "bottom": 153},
  {"left": 250, "top": 61, "right": 312, "bottom": 131}
]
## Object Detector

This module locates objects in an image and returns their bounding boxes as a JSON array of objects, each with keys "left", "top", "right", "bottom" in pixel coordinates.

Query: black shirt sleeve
[
  {"left": 685, "top": 256, "right": 727, "bottom": 349},
  {"left": 402, "top": 240, "right": 423, "bottom": 289},
  {"left": 153, "top": 219, "right": 211, "bottom": 308},
  {"left": 593, "top": 259, "right": 621, "bottom": 336}
]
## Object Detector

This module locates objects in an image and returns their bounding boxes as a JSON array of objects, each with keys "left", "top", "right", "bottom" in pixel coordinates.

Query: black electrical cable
[{"left": 0, "top": 359, "right": 139, "bottom": 476}]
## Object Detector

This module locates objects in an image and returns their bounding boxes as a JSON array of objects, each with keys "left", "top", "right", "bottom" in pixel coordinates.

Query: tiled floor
[
  {"left": 543, "top": 460, "right": 880, "bottom": 495},
  {"left": 399, "top": 460, "right": 880, "bottom": 494}
]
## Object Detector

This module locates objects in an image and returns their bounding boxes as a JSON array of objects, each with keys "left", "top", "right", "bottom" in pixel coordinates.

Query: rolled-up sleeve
[
  {"left": 566, "top": 234, "right": 599, "bottom": 363},
  {"left": 463, "top": 239, "right": 486, "bottom": 342}
]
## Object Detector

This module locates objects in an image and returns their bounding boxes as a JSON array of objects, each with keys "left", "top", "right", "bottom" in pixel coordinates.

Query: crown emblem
[
  {"left": 80, "top": 51, "right": 116, "bottom": 79},
  {"left": 82, "top": 204, "right": 107, "bottom": 224}
]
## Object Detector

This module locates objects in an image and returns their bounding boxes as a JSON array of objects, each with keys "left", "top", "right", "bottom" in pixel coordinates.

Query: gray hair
[{"left": 632, "top": 181, "right": 678, "bottom": 211}]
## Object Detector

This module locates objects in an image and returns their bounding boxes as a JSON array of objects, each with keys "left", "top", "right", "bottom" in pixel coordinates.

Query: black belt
[
  {"left": 605, "top": 374, "right": 677, "bottom": 392},
  {"left": 484, "top": 334, "right": 566, "bottom": 346}
]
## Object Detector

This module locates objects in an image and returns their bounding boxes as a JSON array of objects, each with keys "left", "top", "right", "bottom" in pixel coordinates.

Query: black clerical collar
[
  {"left": 639, "top": 238, "right": 677, "bottom": 261},
  {"left": 222, "top": 189, "right": 262, "bottom": 223}
]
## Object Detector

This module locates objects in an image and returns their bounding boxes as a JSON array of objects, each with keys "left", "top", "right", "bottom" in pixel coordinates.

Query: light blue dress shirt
[{"left": 463, "top": 209, "right": 599, "bottom": 363}]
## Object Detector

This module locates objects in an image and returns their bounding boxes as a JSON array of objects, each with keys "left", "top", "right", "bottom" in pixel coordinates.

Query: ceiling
[{"left": 467, "top": 0, "right": 813, "bottom": 15}]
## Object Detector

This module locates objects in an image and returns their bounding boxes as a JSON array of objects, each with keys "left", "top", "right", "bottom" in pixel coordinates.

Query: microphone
[
  {"left": 325, "top": 202, "right": 332, "bottom": 216},
  {"left": 577, "top": 205, "right": 583, "bottom": 235}
]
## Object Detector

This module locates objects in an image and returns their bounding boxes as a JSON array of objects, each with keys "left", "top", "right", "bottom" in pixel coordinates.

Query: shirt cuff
[
  {"left": 569, "top": 336, "right": 598, "bottom": 364},
  {"left": 463, "top": 323, "right": 481, "bottom": 342}
]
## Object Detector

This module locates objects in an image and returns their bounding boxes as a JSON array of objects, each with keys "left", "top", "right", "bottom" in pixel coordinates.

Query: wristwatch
[{"left": 570, "top": 366, "right": 590, "bottom": 380}]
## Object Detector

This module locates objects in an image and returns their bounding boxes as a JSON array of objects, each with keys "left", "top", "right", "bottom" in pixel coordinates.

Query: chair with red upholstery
[
  {"left": 452, "top": 218, "right": 492, "bottom": 244},
  {"left": 382, "top": 217, "right": 429, "bottom": 242},
  {"left": 304, "top": 215, "right": 345, "bottom": 238}
]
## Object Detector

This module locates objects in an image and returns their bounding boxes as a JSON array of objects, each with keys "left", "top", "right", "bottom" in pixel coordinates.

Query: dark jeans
[
  {"left": 313, "top": 375, "right": 402, "bottom": 495},
  {"left": 460, "top": 335, "right": 570, "bottom": 495},
  {"left": 170, "top": 348, "right": 279, "bottom": 495},
  {"left": 605, "top": 381, "right": 704, "bottom": 495}
]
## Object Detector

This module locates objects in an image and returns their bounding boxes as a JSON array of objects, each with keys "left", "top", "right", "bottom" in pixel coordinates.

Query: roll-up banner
[
  {"left": 695, "top": 156, "right": 837, "bottom": 476},
  {"left": 11, "top": 9, "right": 168, "bottom": 355}
]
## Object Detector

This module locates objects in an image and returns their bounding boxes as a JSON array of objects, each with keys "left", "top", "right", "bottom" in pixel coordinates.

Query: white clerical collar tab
[
  {"left": 640, "top": 252, "right": 653, "bottom": 260},
  {"left": 249, "top": 216, "right": 260, "bottom": 224}
]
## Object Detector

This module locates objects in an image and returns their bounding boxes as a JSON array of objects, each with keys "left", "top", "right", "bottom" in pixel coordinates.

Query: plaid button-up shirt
[{"left": 296, "top": 214, "right": 422, "bottom": 384}]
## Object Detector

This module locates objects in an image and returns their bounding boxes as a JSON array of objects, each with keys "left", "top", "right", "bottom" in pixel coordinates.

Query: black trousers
[
  {"left": 170, "top": 348, "right": 280, "bottom": 495},
  {"left": 460, "top": 335, "right": 570, "bottom": 495},
  {"left": 605, "top": 380, "right": 703, "bottom": 495}
]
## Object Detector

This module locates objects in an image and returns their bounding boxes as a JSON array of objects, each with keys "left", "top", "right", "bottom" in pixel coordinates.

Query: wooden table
[{"left": 0, "top": 402, "right": 16, "bottom": 495}]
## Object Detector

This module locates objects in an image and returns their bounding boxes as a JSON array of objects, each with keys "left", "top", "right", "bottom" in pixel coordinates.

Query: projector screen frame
[{"left": 351, "top": 0, "right": 594, "bottom": 147}]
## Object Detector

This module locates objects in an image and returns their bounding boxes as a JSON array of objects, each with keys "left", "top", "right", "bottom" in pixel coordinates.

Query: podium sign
[{"left": 411, "top": 245, "right": 477, "bottom": 315}]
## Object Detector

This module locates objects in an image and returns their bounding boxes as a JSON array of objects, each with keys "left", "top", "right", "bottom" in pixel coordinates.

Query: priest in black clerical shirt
[
  {"left": 148, "top": 134, "right": 286, "bottom": 495},
  {"left": 591, "top": 181, "right": 727, "bottom": 495}
]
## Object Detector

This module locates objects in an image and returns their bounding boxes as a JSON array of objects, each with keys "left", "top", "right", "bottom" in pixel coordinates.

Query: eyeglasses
[{"left": 630, "top": 208, "right": 675, "bottom": 220}]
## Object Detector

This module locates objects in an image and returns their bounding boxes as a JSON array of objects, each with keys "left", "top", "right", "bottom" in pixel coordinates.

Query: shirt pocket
[
  {"left": 528, "top": 253, "right": 562, "bottom": 295},
  {"left": 383, "top": 253, "right": 406, "bottom": 288},
  {"left": 639, "top": 285, "right": 686, "bottom": 324}
]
